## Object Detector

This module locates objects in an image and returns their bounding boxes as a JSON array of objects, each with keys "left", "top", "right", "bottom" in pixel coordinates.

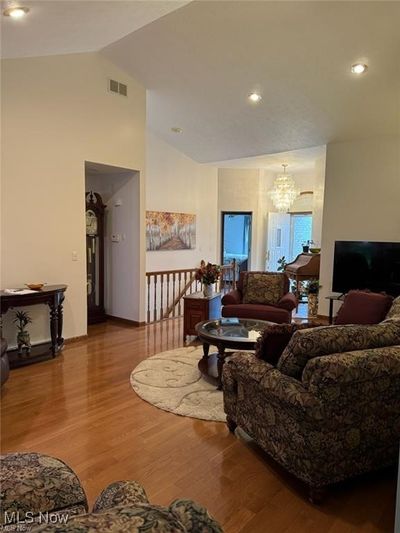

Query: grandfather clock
[{"left": 86, "top": 191, "right": 106, "bottom": 324}]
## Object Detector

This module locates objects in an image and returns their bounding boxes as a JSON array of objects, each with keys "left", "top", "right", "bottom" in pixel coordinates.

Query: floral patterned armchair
[
  {"left": 222, "top": 271, "right": 297, "bottom": 324},
  {"left": 223, "top": 299, "right": 400, "bottom": 502},
  {"left": 0, "top": 453, "right": 222, "bottom": 532}
]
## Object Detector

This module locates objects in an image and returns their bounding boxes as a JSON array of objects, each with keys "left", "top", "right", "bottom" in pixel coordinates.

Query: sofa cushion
[
  {"left": 277, "top": 321, "right": 400, "bottom": 379},
  {"left": 242, "top": 272, "right": 285, "bottom": 305},
  {"left": 255, "top": 323, "right": 321, "bottom": 366},
  {"left": 335, "top": 290, "right": 393, "bottom": 325},
  {"left": 222, "top": 303, "right": 291, "bottom": 324},
  {"left": 0, "top": 453, "right": 88, "bottom": 522},
  {"left": 385, "top": 296, "right": 400, "bottom": 321}
]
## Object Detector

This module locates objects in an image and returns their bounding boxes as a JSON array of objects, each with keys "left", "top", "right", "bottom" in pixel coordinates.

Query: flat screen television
[{"left": 332, "top": 241, "right": 400, "bottom": 296}]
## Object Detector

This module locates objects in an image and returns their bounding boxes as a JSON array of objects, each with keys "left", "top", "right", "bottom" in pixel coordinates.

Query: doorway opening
[
  {"left": 266, "top": 212, "right": 312, "bottom": 271},
  {"left": 85, "top": 161, "right": 140, "bottom": 325},
  {"left": 221, "top": 212, "right": 252, "bottom": 273}
]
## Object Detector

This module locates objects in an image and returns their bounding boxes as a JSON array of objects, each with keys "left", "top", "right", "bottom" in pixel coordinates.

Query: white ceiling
[
  {"left": 85, "top": 160, "right": 134, "bottom": 176},
  {"left": 102, "top": 0, "right": 400, "bottom": 163},
  {"left": 2, "top": 1, "right": 399, "bottom": 164},
  {"left": 1, "top": 1, "right": 189, "bottom": 58}
]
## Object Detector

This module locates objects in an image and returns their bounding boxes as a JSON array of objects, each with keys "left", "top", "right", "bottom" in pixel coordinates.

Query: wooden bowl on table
[{"left": 26, "top": 283, "right": 44, "bottom": 291}]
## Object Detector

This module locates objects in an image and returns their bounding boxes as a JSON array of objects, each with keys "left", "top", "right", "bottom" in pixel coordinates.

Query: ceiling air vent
[{"left": 108, "top": 79, "right": 128, "bottom": 97}]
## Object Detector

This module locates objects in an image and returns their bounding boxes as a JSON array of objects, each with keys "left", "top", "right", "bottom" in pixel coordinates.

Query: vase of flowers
[{"left": 195, "top": 260, "right": 221, "bottom": 297}]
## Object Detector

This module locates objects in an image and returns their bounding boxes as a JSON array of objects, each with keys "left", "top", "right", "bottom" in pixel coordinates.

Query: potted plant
[
  {"left": 277, "top": 256, "right": 287, "bottom": 272},
  {"left": 195, "top": 260, "right": 221, "bottom": 297},
  {"left": 13, "top": 310, "right": 32, "bottom": 356},
  {"left": 306, "top": 280, "right": 321, "bottom": 317}
]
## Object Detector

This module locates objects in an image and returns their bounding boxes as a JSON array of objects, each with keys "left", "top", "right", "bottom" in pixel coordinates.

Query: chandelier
[{"left": 268, "top": 164, "right": 299, "bottom": 212}]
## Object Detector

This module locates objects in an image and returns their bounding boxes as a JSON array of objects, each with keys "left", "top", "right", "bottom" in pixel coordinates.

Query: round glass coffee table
[{"left": 195, "top": 318, "right": 273, "bottom": 389}]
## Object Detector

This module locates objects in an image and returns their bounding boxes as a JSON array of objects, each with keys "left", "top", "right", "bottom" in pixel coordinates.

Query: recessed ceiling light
[
  {"left": 171, "top": 127, "right": 183, "bottom": 134},
  {"left": 248, "top": 92, "right": 262, "bottom": 103},
  {"left": 3, "top": 6, "right": 30, "bottom": 18},
  {"left": 351, "top": 63, "right": 368, "bottom": 75}
]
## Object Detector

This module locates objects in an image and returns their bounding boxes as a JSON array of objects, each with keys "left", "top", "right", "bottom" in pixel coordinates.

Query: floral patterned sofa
[
  {"left": 0, "top": 452, "right": 222, "bottom": 532},
  {"left": 223, "top": 297, "right": 400, "bottom": 502}
]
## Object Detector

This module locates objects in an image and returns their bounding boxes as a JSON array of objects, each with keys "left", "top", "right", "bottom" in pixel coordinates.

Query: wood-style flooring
[{"left": 0, "top": 319, "right": 397, "bottom": 532}]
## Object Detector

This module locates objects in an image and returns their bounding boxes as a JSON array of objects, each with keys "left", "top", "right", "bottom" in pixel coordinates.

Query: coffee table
[{"left": 195, "top": 318, "right": 273, "bottom": 389}]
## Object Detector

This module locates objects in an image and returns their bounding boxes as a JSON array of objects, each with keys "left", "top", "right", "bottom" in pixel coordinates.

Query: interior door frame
[{"left": 220, "top": 211, "right": 253, "bottom": 267}]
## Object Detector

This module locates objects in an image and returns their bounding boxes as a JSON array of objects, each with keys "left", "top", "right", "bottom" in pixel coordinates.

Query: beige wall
[
  {"left": 218, "top": 165, "right": 325, "bottom": 271},
  {"left": 146, "top": 131, "right": 218, "bottom": 271},
  {"left": 1, "top": 52, "right": 146, "bottom": 344},
  {"left": 218, "top": 168, "right": 262, "bottom": 268},
  {"left": 319, "top": 136, "right": 400, "bottom": 316}
]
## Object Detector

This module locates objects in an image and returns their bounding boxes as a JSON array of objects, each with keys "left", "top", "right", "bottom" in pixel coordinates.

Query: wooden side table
[
  {"left": 325, "top": 294, "right": 345, "bottom": 324},
  {"left": 183, "top": 292, "right": 221, "bottom": 341}
]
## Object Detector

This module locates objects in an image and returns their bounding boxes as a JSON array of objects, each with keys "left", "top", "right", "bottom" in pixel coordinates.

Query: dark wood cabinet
[{"left": 183, "top": 292, "right": 221, "bottom": 341}]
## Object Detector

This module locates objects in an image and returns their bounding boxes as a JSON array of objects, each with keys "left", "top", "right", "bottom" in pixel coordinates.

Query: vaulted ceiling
[
  {"left": 102, "top": 1, "right": 400, "bottom": 162},
  {"left": 2, "top": 1, "right": 399, "bottom": 164},
  {"left": 1, "top": 1, "right": 189, "bottom": 58}
]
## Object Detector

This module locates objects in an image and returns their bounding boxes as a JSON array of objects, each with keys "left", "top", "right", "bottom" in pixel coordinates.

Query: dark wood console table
[{"left": 0, "top": 284, "right": 67, "bottom": 368}]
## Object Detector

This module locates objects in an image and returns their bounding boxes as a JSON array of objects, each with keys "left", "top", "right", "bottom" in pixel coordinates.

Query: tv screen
[{"left": 332, "top": 241, "right": 400, "bottom": 296}]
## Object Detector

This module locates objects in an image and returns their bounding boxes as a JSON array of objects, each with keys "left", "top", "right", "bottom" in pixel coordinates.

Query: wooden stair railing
[
  {"left": 164, "top": 273, "right": 197, "bottom": 319},
  {"left": 219, "top": 258, "right": 237, "bottom": 292},
  {"left": 146, "top": 260, "right": 237, "bottom": 324},
  {"left": 146, "top": 268, "right": 200, "bottom": 323}
]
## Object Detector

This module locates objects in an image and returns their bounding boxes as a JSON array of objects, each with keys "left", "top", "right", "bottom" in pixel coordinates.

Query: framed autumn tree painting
[{"left": 146, "top": 211, "right": 196, "bottom": 251}]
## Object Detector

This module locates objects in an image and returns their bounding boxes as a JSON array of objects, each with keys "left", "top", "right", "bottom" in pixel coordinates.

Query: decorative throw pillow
[
  {"left": 242, "top": 273, "right": 285, "bottom": 305},
  {"left": 255, "top": 322, "right": 322, "bottom": 366},
  {"left": 335, "top": 290, "right": 393, "bottom": 325},
  {"left": 277, "top": 320, "right": 400, "bottom": 379}
]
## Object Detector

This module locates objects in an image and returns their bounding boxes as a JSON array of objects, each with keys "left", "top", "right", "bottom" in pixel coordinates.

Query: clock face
[{"left": 86, "top": 210, "right": 98, "bottom": 236}]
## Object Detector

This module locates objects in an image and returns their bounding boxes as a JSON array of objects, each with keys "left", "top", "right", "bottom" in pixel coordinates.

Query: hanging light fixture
[{"left": 268, "top": 164, "right": 299, "bottom": 212}]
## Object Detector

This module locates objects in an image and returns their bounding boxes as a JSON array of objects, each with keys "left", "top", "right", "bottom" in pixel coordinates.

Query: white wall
[
  {"left": 1, "top": 52, "right": 146, "bottom": 345},
  {"left": 86, "top": 170, "right": 140, "bottom": 321},
  {"left": 312, "top": 153, "right": 326, "bottom": 246},
  {"left": 146, "top": 131, "right": 218, "bottom": 271},
  {"left": 319, "top": 136, "right": 400, "bottom": 316}
]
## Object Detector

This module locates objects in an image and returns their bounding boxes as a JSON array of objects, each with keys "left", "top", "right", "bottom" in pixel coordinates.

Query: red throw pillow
[
  {"left": 335, "top": 290, "right": 393, "bottom": 325},
  {"left": 255, "top": 322, "right": 321, "bottom": 365}
]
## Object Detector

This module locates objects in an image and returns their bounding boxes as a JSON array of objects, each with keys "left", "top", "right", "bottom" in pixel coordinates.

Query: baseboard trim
[
  {"left": 106, "top": 315, "right": 146, "bottom": 327},
  {"left": 64, "top": 334, "right": 88, "bottom": 344}
]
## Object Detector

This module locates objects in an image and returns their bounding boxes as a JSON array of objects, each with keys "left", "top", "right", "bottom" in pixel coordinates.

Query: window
[{"left": 290, "top": 214, "right": 312, "bottom": 259}]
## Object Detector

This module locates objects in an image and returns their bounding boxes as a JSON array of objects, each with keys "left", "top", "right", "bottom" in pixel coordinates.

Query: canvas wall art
[{"left": 146, "top": 211, "right": 196, "bottom": 251}]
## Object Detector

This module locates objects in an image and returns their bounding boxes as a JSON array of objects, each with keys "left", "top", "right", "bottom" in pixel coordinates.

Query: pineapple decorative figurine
[
  {"left": 307, "top": 280, "right": 321, "bottom": 318},
  {"left": 14, "top": 310, "right": 32, "bottom": 356}
]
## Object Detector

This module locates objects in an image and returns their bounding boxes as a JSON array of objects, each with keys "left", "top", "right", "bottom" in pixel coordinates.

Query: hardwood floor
[{"left": 1, "top": 318, "right": 396, "bottom": 532}]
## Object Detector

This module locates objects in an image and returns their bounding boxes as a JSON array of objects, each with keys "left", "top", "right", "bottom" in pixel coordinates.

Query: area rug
[{"left": 130, "top": 345, "right": 225, "bottom": 422}]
